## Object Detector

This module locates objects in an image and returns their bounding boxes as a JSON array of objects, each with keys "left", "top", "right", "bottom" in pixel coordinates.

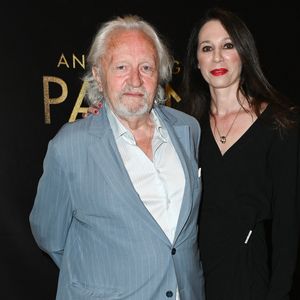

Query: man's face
[{"left": 95, "top": 29, "right": 159, "bottom": 118}]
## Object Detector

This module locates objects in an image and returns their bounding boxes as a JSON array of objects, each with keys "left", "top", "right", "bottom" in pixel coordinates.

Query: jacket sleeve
[
  {"left": 29, "top": 139, "right": 73, "bottom": 268},
  {"left": 267, "top": 126, "right": 300, "bottom": 300}
]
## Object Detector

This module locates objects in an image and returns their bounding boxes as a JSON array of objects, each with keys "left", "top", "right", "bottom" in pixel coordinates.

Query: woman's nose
[{"left": 213, "top": 49, "right": 223, "bottom": 63}]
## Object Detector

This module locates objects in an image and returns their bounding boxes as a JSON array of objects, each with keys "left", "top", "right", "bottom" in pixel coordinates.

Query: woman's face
[{"left": 197, "top": 20, "right": 242, "bottom": 90}]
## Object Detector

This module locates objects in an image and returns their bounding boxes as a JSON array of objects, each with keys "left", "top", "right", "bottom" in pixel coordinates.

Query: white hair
[{"left": 82, "top": 14, "right": 174, "bottom": 105}]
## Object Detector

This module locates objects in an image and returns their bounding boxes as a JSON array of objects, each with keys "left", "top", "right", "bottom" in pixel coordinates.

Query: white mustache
[{"left": 121, "top": 86, "right": 147, "bottom": 95}]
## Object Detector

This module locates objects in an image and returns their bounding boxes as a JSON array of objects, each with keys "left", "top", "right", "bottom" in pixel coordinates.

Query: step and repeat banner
[{"left": 1, "top": 1, "right": 299, "bottom": 299}]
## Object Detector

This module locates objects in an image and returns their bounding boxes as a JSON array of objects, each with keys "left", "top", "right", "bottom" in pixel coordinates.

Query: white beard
[{"left": 106, "top": 87, "right": 152, "bottom": 117}]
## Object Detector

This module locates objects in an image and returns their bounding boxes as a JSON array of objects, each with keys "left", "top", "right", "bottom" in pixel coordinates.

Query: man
[{"left": 29, "top": 15, "right": 205, "bottom": 300}]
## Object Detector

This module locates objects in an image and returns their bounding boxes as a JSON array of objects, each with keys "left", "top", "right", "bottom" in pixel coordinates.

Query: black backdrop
[{"left": 1, "top": 0, "right": 299, "bottom": 299}]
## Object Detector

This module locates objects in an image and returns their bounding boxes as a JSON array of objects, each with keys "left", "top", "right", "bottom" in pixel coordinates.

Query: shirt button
[
  {"left": 171, "top": 248, "right": 176, "bottom": 255},
  {"left": 166, "top": 290, "right": 173, "bottom": 297}
]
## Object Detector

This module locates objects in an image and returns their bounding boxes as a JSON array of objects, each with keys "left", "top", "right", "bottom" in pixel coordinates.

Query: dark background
[{"left": 1, "top": 0, "right": 299, "bottom": 299}]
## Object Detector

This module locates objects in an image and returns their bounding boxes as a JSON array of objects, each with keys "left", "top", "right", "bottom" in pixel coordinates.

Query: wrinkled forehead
[{"left": 106, "top": 28, "right": 157, "bottom": 55}]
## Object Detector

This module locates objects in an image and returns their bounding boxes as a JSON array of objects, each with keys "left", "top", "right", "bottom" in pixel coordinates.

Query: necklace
[{"left": 213, "top": 106, "right": 242, "bottom": 144}]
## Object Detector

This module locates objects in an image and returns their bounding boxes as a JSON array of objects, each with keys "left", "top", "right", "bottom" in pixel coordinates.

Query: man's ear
[{"left": 92, "top": 67, "right": 103, "bottom": 91}]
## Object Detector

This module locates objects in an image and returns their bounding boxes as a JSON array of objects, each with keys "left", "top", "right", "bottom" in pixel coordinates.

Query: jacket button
[
  {"left": 166, "top": 290, "right": 173, "bottom": 297},
  {"left": 171, "top": 248, "right": 176, "bottom": 255}
]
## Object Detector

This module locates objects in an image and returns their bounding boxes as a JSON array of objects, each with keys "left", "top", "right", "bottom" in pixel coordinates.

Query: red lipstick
[{"left": 210, "top": 68, "right": 228, "bottom": 76}]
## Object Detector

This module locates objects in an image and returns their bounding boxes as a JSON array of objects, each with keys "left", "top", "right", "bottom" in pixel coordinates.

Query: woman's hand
[{"left": 82, "top": 101, "right": 103, "bottom": 118}]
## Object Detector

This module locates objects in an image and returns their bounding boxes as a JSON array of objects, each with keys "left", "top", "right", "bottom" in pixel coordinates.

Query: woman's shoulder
[
  {"left": 262, "top": 105, "right": 300, "bottom": 150},
  {"left": 260, "top": 103, "right": 300, "bottom": 129}
]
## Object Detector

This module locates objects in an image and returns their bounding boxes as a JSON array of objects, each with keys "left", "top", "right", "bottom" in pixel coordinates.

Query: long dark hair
[{"left": 180, "top": 7, "right": 297, "bottom": 128}]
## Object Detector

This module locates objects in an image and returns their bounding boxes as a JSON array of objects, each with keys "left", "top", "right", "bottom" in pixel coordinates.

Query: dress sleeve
[
  {"left": 29, "top": 139, "right": 73, "bottom": 268},
  {"left": 266, "top": 125, "right": 300, "bottom": 300}
]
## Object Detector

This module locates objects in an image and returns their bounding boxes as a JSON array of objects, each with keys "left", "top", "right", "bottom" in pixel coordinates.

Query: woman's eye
[
  {"left": 202, "top": 45, "right": 212, "bottom": 52},
  {"left": 224, "top": 42, "right": 234, "bottom": 49}
]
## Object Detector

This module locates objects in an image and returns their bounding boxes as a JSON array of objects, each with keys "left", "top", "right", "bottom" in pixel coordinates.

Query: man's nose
[{"left": 128, "top": 68, "right": 143, "bottom": 87}]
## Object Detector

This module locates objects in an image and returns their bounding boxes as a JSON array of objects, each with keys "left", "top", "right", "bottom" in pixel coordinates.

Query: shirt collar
[
  {"left": 152, "top": 108, "right": 168, "bottom": 142},
  {"left": 106, "top": 103, "right": 168, "bottom": 144},
  {"left": 106, "top": 103, "right": 128, "bottom": 139}
]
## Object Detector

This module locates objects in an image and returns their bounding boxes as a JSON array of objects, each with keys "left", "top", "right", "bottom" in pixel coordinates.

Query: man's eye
[
  {"left": 116, "top": 65, "right": 126, "bottom": 70},
  {"left": 141, "top": 65, "right": 154, "bottom": 73}
]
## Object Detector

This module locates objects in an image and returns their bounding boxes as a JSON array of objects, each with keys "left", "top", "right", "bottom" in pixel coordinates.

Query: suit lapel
[
  {"left": 154, "top": 106, "right": 194, "bottom": 243},
  {"left": 87, "top": 107, "right": 171, "bottom": 244}
]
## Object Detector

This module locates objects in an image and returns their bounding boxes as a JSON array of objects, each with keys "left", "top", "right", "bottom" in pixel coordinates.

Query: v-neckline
[{"left": 207, "top": 105, "right": 270, "bottom": 158}]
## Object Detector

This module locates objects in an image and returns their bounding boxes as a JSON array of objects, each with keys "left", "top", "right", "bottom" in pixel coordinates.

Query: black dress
[{"left": 198, "top": 105, "right": 300, "bottom": 300}]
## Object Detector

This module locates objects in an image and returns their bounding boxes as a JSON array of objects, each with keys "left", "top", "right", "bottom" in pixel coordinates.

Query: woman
[{"left": 180, "top": 7, "right": 299, "bottom": 300}]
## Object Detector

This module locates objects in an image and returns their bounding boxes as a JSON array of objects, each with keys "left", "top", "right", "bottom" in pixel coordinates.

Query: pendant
[{"left": 220, "top": 136, "right": 226, "bottom": 144}]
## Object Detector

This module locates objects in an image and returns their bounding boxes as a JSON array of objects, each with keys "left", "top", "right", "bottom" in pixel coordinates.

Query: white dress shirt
[{"left": 107, "top": 106, "right": 185, "bottom": 299}]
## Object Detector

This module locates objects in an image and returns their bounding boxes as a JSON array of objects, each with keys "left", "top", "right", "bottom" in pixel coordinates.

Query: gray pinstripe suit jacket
[{"left": 29, "top": 104, "right": 205, "bottom": 300}]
